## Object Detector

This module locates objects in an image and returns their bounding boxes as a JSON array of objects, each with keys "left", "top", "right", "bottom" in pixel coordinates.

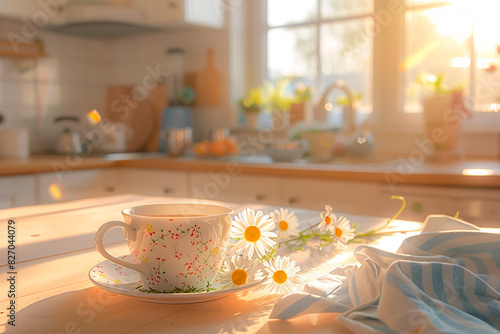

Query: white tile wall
[
  {"left": 0, "top": 6, "right": 238, "bottom": 153},
  {"left": 0, "top": 18, "right": 112, "bottom": 152},
  {"left": 107, "top": 27, "right": 236, "bottom": 142}
]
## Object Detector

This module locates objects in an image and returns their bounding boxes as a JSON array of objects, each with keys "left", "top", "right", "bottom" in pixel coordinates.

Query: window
[
  {"left": 266, "top": 0, "right": 373, "bottom": 127},
  {"left": 261, "top": 0, "right": 500, "bottom": 130},
  {"left": 404, "top": 0, "right": 500, "bottom": 114}
]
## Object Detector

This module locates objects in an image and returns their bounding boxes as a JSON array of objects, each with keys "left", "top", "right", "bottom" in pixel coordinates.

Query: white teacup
[{"left": 95, "top": 203, "right": 233, "bottom": 292}]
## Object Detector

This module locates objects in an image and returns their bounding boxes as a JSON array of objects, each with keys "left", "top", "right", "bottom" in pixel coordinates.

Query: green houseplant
[{"left": 417, "top": 73, "right": 471, "bottom": 155}]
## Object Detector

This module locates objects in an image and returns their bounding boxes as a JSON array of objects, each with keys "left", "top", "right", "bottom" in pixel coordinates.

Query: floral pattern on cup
[
  {"left": 119, "top": 213, "right": 231, "bottom": 291},
  {"left": 96, "top": 204, "right": 233, "bottom": 292}
]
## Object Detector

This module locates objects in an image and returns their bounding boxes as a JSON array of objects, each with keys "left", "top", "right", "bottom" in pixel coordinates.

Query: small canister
[{"left": 0, "top": 128, "right": 30, "bottom": 159}]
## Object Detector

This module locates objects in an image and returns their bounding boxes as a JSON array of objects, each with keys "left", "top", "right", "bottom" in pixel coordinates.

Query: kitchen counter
[
  {"left": 1, "top": 153, "right": 500, "bottom": 188},
  {"left": 0, "top": 194, "right": 422, "bottom": 334}
]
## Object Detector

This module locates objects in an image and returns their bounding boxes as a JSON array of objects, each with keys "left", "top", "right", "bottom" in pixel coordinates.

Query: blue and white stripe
[{"left": 270, "top": 216, "right": 500, "bottom": 333}]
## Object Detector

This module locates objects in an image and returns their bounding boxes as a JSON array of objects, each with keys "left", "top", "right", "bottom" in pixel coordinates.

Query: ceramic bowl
[{"left": 264, "top": 139, "right": 305, "bottom": 162}]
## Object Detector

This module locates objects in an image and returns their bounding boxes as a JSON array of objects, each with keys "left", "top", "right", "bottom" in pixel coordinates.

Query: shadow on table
[{"left": 5, "top": 286, "right": 280, "bottom": 334}]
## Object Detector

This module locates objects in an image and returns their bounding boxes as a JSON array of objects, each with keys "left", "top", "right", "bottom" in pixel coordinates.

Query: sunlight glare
[
  {"left": 49, "top": 183, "right": 64, "bottom": 201},
  {"left": 461, "top": 168, "right": 494, "bottom": 176},
  {"left": 399, "top": 40, "right": 439, "bottom": 72},
  {"left": 87, "top": 109, "right": 101, "bottom": 124},
  {"left": 488, "top": 104, "right": 500, "bottom": 112}
]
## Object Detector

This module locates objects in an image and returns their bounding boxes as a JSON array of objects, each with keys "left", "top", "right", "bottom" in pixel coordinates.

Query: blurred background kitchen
[{"left": 0, "top": 0, "right": 499, "bottom": 225}]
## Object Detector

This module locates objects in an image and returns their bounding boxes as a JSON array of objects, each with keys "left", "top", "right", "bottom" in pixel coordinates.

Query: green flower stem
[
  {"left": 276, "top": 221, "right": 322, "bottom": 247},
  {"left": 353, "top": 196, "right": 406, "bottom": 239},
  {"left": 274, "top": 196, "right": 407, "bottom": 251}
]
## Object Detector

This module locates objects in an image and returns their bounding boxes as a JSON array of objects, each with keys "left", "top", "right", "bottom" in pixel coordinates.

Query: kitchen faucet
[{"left": 315, "top": 80, "right": 356, "bottom": 135}]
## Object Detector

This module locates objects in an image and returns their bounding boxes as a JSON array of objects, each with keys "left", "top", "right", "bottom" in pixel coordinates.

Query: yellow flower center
[
  {"left": 279, "top": 220, "right": 289, "bottom": 231},
  {"left": 273, "top": 270, "right": 288, "bottom": 284},
  {"left": 244, "top": 226, "right": 261, "bottom": 242},
  {"left": 212, "top": 246, "right": 219, "bottom": 256},
  {"left": 325, "top": 216, "right": 331, "bottom": 225},
  {"left": 335, "top": 228, "right": 343, "bottom": 238},
  {"left": 231, "top": 269, "right": 248, "bottom": 286}
]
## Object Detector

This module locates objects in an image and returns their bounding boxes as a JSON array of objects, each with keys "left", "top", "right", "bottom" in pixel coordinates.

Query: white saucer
[{"left": 89, "top": 256, "right": 259, "bottom": 304}]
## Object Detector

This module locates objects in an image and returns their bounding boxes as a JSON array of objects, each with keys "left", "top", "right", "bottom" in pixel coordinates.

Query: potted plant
[
  {"left": 239, "top": 87, "right": 266, "bottom": 130},
  {"left": 263, "top": 80, "right": 297, "bottom": 131},
  {"left": 241, "top": 80, "right": 313, "bottom": 130},
  {"left": 289, "top": 83, "right": 313, "bottom": 125},
  {"left": 418, "top": 73, "right": 471, "bottom": 155}
]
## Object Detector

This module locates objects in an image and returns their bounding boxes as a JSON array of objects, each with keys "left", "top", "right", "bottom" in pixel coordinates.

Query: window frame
[{"left": 247, "top": 0, "right": 500, "bottom": 134}]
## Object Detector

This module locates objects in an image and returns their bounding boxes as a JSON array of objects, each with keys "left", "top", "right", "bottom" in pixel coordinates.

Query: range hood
[{"left": 45, "top": 3, "right": 161, "bottom": 38}]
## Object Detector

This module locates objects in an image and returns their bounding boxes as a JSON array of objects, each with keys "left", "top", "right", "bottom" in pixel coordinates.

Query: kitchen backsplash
[
  {"left": 0, "top": 16, "right": 233, "bottom": 153},
  {"left": 0, "top": 18, "right": 111, "bottom": 152}
]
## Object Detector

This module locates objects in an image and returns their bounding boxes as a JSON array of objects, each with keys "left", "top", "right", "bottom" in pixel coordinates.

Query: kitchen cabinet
[
  {"left": 283, "top": 177, "right": 383, "bottom": 217},
  {"left": 189, "top": 172, "right": 284, "bottom": 206},
  {"left": 37, "top": 169, "right": 119, "bottom": 204},
  {"left": 0, "top": 175, "right": 36, "bottom": 209},
  {"left": 133, "top": 0, "right": 224, "bottom": 29},
  {"left": 118, "top": 168, "right": 189, "bottom": 197},
  {"left": 380, "top": 184, "right": 500, "bottom": 226},
  {"left": 36, "top": 168, "right": 189, "bottom": 205},
  {"left": 0, "top": 0, "right": 223, "bottom": 36},
  {"left": 0, "top": 0, "right": 43, "bottom": 19}
]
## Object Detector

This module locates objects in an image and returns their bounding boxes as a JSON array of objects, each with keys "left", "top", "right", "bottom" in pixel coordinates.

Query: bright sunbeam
[
  {"left": 461, "top": 168, "right": 494, "bottom": 176},
  {"left": 399, "top": 40, "right": 440, "bottom": 72}
]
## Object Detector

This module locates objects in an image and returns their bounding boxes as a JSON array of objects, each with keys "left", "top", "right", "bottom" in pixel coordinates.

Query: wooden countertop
[
  {"left": 1, "top": 153, "right": 500, "bottom": 188},
  {"left": 0, "top": 194, "right": 422, "bottom": 334}
]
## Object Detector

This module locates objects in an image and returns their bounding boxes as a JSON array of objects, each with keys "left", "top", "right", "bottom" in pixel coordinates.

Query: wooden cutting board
[
  {"left": 194, "top": 48, "right": 222, "bottom": 106},
  {"left": 105, "top": 86, "right": 155, "bottom": 152},
  {"left": 145, "top": 84, "right": 168, "bottom": 152}
]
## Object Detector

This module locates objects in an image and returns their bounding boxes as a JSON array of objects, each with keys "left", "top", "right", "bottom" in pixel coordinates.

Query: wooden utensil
[
  {"left": 105, "top": 86, "right": 155, "bottom": 152},
  {"left": 145, "top": 84, "right": 168, "bottom": 152},
  {"left": 194, "top": 48, "right": 222, "bottom": 106}
]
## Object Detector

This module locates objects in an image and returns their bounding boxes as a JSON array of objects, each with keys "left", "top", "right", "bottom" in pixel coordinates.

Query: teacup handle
[{"left": 95, "top": 221, "right": 151, "bottom": 277}]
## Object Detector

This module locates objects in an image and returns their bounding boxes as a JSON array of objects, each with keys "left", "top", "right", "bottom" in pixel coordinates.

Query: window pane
[
  {"left": 471, "top": 1, "right": 500, "bottom": 111},
  {"left": 404, "top": 6, "right": 471, "bottom": 113},
  {"left": 267, "top": 26, "right": 317, "bottom": 85},
  {"left": 321, "top": 0, "right": 373, "bottom": 19},
  {"left": 321, "top": 18, "right": 373, "bottom": 125},
  {"left": 267, "top": 0, "right": 318, "bottom": 27}
]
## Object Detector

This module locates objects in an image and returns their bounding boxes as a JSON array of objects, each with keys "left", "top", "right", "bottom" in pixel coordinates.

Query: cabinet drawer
[
  {"left": 0, "top": 175, "right": 36, "bottom": 208},
  {"left": 284, "top": 178, "right": 382, "bottom": 216},
  {"left": 190, "top": 173, "right": 283, "bottom": 206},
  {"left": 118, "top": 169, "right": 189, "bottom": 197},
  {"left": 37, "top": 169, "right": 118, "bottom": 204}
]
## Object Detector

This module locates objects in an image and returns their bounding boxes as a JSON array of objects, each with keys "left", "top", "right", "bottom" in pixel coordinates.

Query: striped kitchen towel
[{"left": 270, "top": 215, "right": 500, "bottom": 333}]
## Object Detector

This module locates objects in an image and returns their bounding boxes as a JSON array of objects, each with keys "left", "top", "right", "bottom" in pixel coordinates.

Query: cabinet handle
[
  {"left": 164, "top": 188, "right": 174, "bottom": 194},
  {"left": 255, "top": 194, "right": 266, "bottom": 201},
  {"left": 288, "top": 197, "right": 299, "bottom": 205},
  {"left": 105, "top": 186, "right": 115, "bottom": 193}
]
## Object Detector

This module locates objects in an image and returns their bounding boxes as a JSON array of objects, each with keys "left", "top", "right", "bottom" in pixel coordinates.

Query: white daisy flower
[
  {"left": 262, "top": 255, "right": 304, "bottom": 294},
  {"left": 231, "top": 209, "right": 277, "bottom": 259},
  {"left": 329, "top": 216, "right": 355, "bottom": 249},
  {"left": 270, "top": 208, "right": 299, "bottom": 241},
  {"left": 219, "top": 254, "right": 262, "bottom": 289},
  {"left": 318, "top": 204, "right": 334, "bottom": 232}
]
